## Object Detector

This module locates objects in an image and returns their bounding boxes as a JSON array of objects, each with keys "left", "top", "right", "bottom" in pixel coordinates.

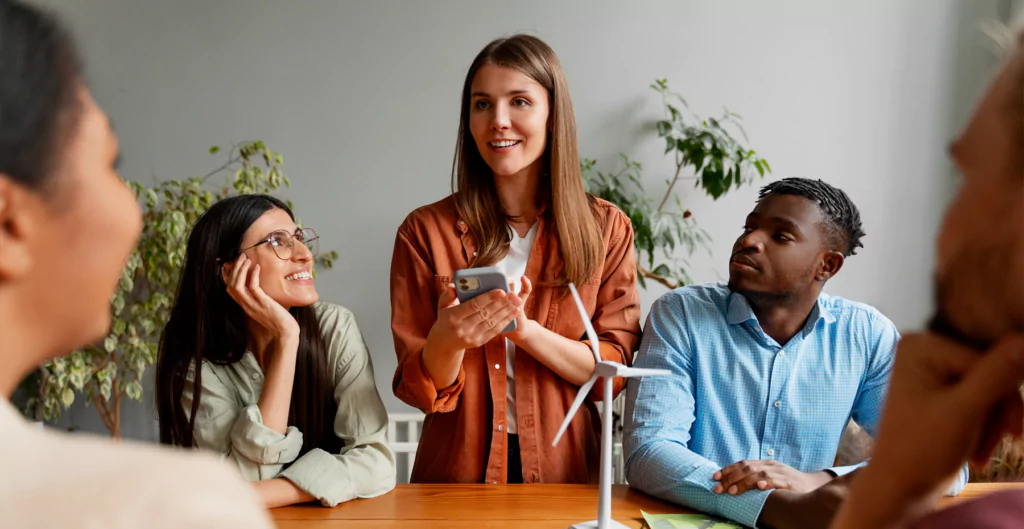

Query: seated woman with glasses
[{"left": 155, "top": 194, "right": 396, "bottom": 509}]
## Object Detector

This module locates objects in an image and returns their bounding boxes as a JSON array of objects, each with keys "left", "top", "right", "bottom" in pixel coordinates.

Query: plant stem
[
  {"left": 113, "top": 390, "right": 121, "bottom": 439},
  {"left": 91, "top": 393, "right": 114, "bottom": 433},
  {"left": 657, "top": 156, "right": 682, "bottom": 213},
  {"left": 199, "top": 154, "right": 241, "bottom": 183},
  {"left": 111, "top": 351, "right": 120, "bottom": 439},
  {"left": 34, "top": 366, "right": 48, "bottom": 421},
  {"left": 656, "top": 151, "right": 699, "bottom": 213},
  {"left": 637, "top": 263, "right": 679, "bottom": 290}
]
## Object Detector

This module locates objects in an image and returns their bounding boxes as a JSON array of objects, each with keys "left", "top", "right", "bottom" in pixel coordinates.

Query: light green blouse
[{"left": 182, "top": 302, "right": 396, "bottom": 507}]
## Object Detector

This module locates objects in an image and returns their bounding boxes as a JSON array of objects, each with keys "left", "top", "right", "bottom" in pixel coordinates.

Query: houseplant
[
  {"left": 16, "top": 141, "right": 337, "bottom": 437},
  {"left": 583, "top": 79, "right": 771, "bottom": 290}
]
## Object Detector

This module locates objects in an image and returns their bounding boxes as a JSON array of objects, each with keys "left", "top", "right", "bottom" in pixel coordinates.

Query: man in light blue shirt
[{"left": 623, "top": 178, "right": 967, "bottom": 528}]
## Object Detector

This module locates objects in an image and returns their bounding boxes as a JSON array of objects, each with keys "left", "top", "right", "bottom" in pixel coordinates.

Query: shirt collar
[{"left": 726, "top": 290, "right": 837, "bottom": 334}]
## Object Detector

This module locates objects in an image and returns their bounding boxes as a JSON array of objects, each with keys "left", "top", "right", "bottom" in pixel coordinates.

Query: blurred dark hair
[{"left": 0, "top": 0, "right": 84, "bottom": 191}]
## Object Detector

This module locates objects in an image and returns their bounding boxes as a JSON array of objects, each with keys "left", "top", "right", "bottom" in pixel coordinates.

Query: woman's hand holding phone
[{"left": 428, "top": 283, "right": 521, "bottom": 354}]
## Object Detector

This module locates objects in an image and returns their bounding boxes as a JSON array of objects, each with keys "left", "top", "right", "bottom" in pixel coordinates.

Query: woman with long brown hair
[{"left": 390, "top": 34, "right": 641, "bottom": 484}]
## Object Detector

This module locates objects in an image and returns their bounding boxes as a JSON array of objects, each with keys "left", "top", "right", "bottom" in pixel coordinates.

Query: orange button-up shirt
[{"left": 389, "top": 195, "right": 641, "bottom": 484}]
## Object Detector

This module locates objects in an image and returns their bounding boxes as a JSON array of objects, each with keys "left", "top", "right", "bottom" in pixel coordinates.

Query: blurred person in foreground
[
  {"left": 0, "top": 1, "right": 273, "bottom": 527},
  {"left": 832, "top": 28, "right": 1024, "bottom": 529}
]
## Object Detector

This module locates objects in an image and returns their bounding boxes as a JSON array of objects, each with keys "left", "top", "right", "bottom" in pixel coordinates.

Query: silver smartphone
[{"left": 453, "top": 266, "right": 517, "bottom": 333}]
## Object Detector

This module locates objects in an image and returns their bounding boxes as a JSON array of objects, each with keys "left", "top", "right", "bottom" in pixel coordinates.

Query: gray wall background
[{"left": 34, "top": 0, "right": 1012, "bottom": 441}]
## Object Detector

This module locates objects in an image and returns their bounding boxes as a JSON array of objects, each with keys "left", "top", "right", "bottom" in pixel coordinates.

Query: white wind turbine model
[{"left": 552, "top": 284, "right": 670, "bottom": 529}]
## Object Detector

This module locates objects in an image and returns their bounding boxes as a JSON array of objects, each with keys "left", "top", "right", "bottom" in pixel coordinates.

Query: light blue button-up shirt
[{"left": 623, "top": 283, "right": 967, "bottom": 527}]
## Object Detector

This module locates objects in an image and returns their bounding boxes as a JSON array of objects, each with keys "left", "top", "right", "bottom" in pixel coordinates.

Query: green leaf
[
  {"left": 667, "top": 104, "right": 681, "bottom": 123},
  {"left": 118, "top": 269, "right": 134, "bottom": 293},
  {"left": 126, "top": 380, "right": 143, "bottom": 402},
  {"left": 112, "top": 293, "right": 125, "bottom": 315},
  {"left": 61, "top": 387, "right": 75, "bottom": 408},
  {"left": 103, "top": 335, "right": 117, "bottom": 353},
  {"left": 208, "top": 146, "right": 220, "bottom": 155}
]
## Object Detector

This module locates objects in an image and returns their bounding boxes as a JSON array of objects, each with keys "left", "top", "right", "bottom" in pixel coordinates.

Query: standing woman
[{"left": 390, "top": 34, "right": 641, "bottom": 484}]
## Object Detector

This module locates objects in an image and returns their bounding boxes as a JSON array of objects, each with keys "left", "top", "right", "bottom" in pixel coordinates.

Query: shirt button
[
  {"left": 473, "top": 251, "right": 479, "bottom": 256},
  {"left": 252, "top": 372, "right": 259, "bottom": 380},
  {"left": 497, "top": 425, "right": 504, "bottom": 432},
  {"left": 779, "top": 350, "right": 786, "bottom": 356},
  {"left": 767, "top": 449, "right": 775, "bottom": 456},
  {"left": 494, "top": 363, "right": 501, "bottom": 370},
  {"left": 774, "top": 401, "right": 781, "bottom": 408}
]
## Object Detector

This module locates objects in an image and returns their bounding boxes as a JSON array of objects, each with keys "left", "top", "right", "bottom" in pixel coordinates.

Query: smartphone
[{"left": 453, "top": 266, "right": 517, "bottom": 333}]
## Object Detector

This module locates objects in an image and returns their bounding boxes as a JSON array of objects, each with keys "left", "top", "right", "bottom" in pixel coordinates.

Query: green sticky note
[{"left": 640, "top": 510, "right": 744, "bottom": 529}]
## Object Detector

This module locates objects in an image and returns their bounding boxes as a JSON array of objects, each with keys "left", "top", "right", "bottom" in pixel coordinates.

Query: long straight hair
[
  {"left": 453, "top": 34, "right": 602, "bottom": 286},
  {"left": 155, "top": 194, "right": 340, "bottom": 457}
]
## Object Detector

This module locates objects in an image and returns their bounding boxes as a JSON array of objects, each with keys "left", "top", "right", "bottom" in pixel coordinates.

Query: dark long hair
[
  {"left": 0, "top": 0, "right": 83, "bottom": 190},
  {"left": 155, "top": 194, "right": 340, "bottom": 457}
]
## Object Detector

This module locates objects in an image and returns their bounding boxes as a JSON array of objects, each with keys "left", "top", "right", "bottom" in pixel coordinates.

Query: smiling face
[
  {"left": 468, "top": 64, "right": 550, "bottom": 181},
  {"left": 233, "top": 208, "right": 318, "bottom": 310},
  {"left": 727, "top": 193, "right": 843, "bottom": 302}
]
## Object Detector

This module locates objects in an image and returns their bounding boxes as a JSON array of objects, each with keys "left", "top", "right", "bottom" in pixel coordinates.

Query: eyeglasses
[{"left": 240, "top": 227, "right": 320, "bottom": 260}]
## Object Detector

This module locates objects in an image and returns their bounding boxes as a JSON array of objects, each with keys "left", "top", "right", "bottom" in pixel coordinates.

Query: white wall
[{"left": 36, "top": 0, "right": 1003, "bottom": 440}]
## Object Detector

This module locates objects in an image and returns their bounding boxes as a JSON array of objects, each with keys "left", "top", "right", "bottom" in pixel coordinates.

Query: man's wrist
[{"left": 817, "top": 469, "right": 837, "bottom": 486}]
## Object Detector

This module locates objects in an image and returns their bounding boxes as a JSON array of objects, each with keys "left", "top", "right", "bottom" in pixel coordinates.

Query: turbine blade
[{"left": 552, "top": 374, "right": 598, "bottom": 446}]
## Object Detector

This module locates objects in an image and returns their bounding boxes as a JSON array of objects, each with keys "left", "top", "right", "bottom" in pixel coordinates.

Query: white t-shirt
[
  {"left": 492, "top": 222, "right": 538, "bottom": 435},
  {"left": 0, "top": 397, "right": 274, "bottom": 529}
]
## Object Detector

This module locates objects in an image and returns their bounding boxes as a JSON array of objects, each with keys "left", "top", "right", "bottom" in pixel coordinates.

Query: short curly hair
[{"left": 757, "top": 178, "right": 866, "bottom": 257}]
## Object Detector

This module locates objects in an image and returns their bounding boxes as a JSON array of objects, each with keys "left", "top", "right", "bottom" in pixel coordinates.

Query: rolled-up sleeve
[
  {"left": 390, "top": 224, "right": 466, "bottom": 413},
  {"left": 183, "top": 364, "right": 303, "bottom": 480},
  {"left": 280, "top": 304, "right": 397, "bottom": 507}
]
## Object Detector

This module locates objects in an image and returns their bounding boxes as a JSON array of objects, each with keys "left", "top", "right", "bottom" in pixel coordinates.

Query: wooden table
[{"left": 271, "top": 483, "right": 1024, "bottom": 528}]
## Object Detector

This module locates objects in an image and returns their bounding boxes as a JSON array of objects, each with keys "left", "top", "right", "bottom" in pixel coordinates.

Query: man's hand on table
[{"left": 713, "top": 460, "right": 833, "bottom": 496}]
